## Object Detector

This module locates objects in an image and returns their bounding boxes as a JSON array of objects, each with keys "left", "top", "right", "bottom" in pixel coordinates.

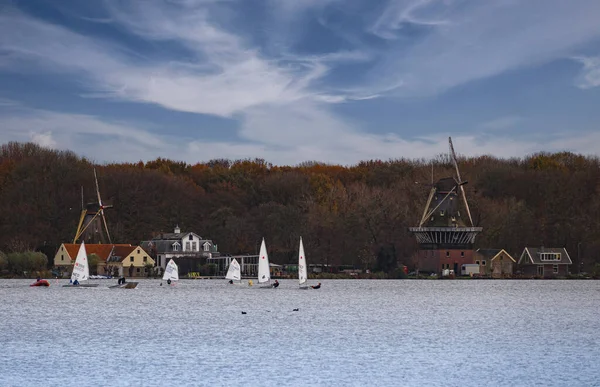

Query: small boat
[
  {"left": 109, "top": 281, "right": 138, "bottom": 289},
  {"left": 162, "top": 259, "right": 179, "bottom": 286},
  {"left": 257, "top": 238, "right": 273, "bottom": 288},
  {"left": 30, "top": 279, "right": 50, "bottom": 287},
  {"left": 225, "top": 258, "right": 242, "bottom": 284},
  {"left": 298, "top": 237, "right": 309, "bottom": 290},
  {"left": 62, "top": 242, "right": 99, "bottom": 287}
]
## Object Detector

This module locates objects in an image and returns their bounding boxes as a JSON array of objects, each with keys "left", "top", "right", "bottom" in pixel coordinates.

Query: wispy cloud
[
  {"left": 367, "top": 0, "right": 600, "bottom": 97},
  {"left": 371, "top": 0, "right": 450, "bottom": 40},
  {"left": 573, "top": 56, "right": 600, "bottom": 89}
]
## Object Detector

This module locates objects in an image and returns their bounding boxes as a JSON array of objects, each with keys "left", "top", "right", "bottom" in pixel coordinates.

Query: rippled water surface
[{"left": 1, "top": 279, "right": 599, "bottom": 386}]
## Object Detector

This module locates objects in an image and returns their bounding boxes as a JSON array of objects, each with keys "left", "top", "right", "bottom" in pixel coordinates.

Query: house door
[{"left": 537, "top": 265, "right": 544, "bottom": 276}]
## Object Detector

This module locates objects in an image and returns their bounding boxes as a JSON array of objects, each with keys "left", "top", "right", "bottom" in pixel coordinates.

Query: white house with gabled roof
[{"left": 140, "top": 225, "right": 219, "bottom": 270}]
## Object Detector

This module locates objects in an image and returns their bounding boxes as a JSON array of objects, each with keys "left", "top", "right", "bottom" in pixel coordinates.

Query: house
[
  {"left": 53, "top": 243, "right": 155, "bottom": 278},
  {"left": 140, "top": 225, "right": 220, "bottom": 273},
  {"left": 106, "top": 245, "right": 156, "bottom": 277},
  {"left": 518, "top": 247, "right": 572, "bottom": 277},
  {"left": 475, "top": 249, "right": 516, "bottom": 278}
]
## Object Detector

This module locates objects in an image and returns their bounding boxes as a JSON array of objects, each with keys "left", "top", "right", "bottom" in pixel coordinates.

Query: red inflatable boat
[{"left": 30, "top": 279, "right": 50, "bottom": 287}]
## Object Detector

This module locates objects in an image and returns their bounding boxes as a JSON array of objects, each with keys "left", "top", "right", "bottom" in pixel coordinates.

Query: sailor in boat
[
  {"left": 248, "top": 280, "right": 253, "bottom": 287},
  {"left": 311, "top": 282, "right": 321, "bottom": 289},
  {"left": 117, "top": 277, "right": 126, "bottom": 285},
  {"left": 73, "top": 279, "right": 80, "bottom": 286},
  {"left": 228, "top": 279, "right": 234, "bottom": 284},
  {"left": 272, "top": 280, "right": 279, "bottom": 288},
  {"left": 167, "top": 278, "right": 172, "bottom": 285}
]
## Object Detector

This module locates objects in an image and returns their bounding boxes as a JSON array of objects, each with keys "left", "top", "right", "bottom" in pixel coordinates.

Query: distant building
[
  {"left": 140, "top": 225, "right": 219, "bottom": 274},
  {"left": 409, "top": 138, "right": 482, "bottom": 275},
  {"left": 517, "top": 247, "right": 572, "bottom": 277},
  {"left": 475, "top": 249, "right": 516, "bottom": 278},
  {"left": 53, "top": 243, "right": 155, "bottom": 277}
]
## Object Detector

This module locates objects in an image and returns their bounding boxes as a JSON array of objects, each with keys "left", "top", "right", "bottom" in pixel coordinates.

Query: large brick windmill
[
  {"left": 409, "top": 137, "right": 482, "bottom": 274},
  {"left": 72, "top": 168, "right": 113, "bottom": 244}
]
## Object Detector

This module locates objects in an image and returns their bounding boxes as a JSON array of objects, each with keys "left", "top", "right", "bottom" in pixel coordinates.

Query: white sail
[
  {"left": 71, "top": 242, "right": 89, "bottom": 282},
  {"left": 225, "top": 258, "right": 241, "bottom": 281},
  {"left": 298, "top": 237, "right": 307, "bottom": 285},
  {"left": 257, "top": 238, "right": 270, "bottom": 284},
  {"left": 163, "top": 259, "right": 179, "bottom": 281}
]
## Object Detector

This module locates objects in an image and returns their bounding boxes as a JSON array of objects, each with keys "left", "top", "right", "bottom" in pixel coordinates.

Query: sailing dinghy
[
  {"left": 298, "top": 237, "right": 309, "bottom": 290},
  {"left": 257, "top": 238, "right": 272, "bottom": 288},
  {"left": 163, "top": 259, "right": 179, "bottom": 286},
  {"left": 225, "top": 258, "right": 242, "bottom": 284},
  {"left": 63, "top": 242, "right": 99, "bottom": 287}
]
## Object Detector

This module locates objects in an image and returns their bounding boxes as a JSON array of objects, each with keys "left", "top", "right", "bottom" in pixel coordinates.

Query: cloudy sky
[{"left": 1, "top": 0, "right": 600, "bottom": 165}]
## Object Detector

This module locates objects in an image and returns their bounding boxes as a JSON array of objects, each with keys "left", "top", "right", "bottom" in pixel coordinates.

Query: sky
[{"left": 1, "top": 0, "right": 600, "bottom": 166}]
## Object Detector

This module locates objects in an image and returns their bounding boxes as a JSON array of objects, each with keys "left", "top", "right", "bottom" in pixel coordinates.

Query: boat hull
[
  {"left": 109, "top": 282, "right": 138, "bottom": 289},
  {"left": 62, "top": 283, "right": 99, "bottom": 287},
  {"left": 30, "top": 280, "right": 50, "bottom": 287}
]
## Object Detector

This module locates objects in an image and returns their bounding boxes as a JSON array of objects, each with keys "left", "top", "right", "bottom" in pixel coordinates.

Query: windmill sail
[
  {"left": 225, "top": 258, "right": 241, "bottom": 281},
  {"left": 257, "top": 238, "right": 270, "bottom": 284},
  {"left": 71, "top": 242, "right": 90, "bottom": 282},
  {"left": 163, "top": 259, "right": 179, "bottom": 281},
  {"left": 298, "top": 237, "right": 308, "bottom": 286},
  {"left": 449, "top": 137, "right": 474, "bottom": 226}
]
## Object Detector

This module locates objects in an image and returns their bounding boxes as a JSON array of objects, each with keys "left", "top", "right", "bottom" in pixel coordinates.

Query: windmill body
[
  {"left": 409, "top": 138, "right": 483, "bottom": 275},
  {"left": 73, "top": 168, "right": 113, "bottom": 244}
]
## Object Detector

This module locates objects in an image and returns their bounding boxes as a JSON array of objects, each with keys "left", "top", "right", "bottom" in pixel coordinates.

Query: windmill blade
[
  {"left": 94, "top": 168, "right": 103, "bottom": 207},
  {"left": 100, "top": 209, "right": 112, "bottom": 244},
  {"left": 448, "top": 137, "right": 474, "bottom": 226}
]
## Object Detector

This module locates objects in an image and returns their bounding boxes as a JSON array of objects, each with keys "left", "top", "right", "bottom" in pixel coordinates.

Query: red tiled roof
[{"left": 61, "top": 243, "right": 132, "bottom": 262}]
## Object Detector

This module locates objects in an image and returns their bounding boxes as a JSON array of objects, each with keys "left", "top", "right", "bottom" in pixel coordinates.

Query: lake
[{"left": 0, "top": 279, "right": 598, "bottom": 386}]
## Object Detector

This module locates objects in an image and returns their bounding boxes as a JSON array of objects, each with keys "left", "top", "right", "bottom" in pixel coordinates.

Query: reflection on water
[{"left": 1, "top": 279, "right": 599, "bottom": 386}]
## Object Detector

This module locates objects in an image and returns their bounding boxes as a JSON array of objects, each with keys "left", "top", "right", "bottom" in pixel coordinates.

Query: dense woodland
[{"left": 0, "top": 142, "right": 599, "bottom": 273}]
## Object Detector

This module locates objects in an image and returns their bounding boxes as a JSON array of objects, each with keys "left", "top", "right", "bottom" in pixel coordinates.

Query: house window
[
  {"left": 204, "top": 243, "right": 210, "bottom": 252},
  {"left": 137, "top": 249, "right": 140, "bottom": 254},
  {"left": 186, "top": 242, "right": 191, "bottom": 251},
  {"left": 537, "top": 266, "right": 544, "bottom": 276},
  {"left": 173, "top": 243, "right": 180, "bottom": 252},
  {"left": 461, "top": 251, "right": 464, "bottom": 257},
  {"left": 61, "top": 254, "right": 64, "bottom": 261},
  {"left": 189, "top": 235, "right": 193, "bottom": 241},
  {"left": 61, "top": 246, "right": 64, "bottom": 251},
  {"left": 130, "top": 256, "right": 134, "bottom": 262},
  {"left": 475, "top": 260, "right": 480, "bottom": 265},
  {"left": 553, "top": 265, "right": 559, "bottom": 274},
  {"left": 136, "top": 268, "right": 140, "bottom": 273},
  {"left": 446, "top": 251, "right": 450, "bottom": 258},
  {"left": 143, "top": 256, "right": 147, "bottom": 262},
  {"left": 192, "top": 242, "right": 197, "bottom": 251},
  {"left": 482, "top": 260, "right": 486, "bottom": 266},
  {"left": 158, "top": 256, "right": 162, "bottom": 266},
  {"left": 540, "top": 253, "right": 561, "bottom": 261}
]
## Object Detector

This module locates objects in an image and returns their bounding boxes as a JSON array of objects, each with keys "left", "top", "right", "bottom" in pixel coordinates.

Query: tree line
[{"left": 0, "top": 142, "right": 599, "bottom": 273}]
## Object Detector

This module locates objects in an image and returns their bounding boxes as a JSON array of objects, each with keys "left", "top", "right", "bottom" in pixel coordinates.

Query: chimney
[{"left": 174, "top": 224, "right": 181, "bottom": 234}]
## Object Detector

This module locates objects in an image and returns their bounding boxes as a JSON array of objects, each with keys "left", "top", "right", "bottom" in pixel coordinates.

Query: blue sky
[{"left": 1, "top": 0, "right": 600, "bottom": 165}]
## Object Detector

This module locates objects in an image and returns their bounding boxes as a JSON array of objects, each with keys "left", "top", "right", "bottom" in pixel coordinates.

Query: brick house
[{"left": 517, "top": 247, "right": 572, "bottom": 277}]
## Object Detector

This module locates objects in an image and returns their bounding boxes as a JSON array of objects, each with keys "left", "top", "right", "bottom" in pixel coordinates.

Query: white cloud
[
  {"left": 30, "top": 131, "right": 57, "bottom": 148},
  {"left": 573, "top": 56, "right": 600, "bottom": 89}
]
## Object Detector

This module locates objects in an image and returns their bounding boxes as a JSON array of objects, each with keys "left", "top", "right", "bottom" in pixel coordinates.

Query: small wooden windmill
[{"left": 73, "top": 168, "right": 113, "bottom": 244}]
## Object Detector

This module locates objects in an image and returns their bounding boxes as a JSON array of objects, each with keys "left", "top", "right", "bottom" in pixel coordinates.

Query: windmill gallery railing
[{"left": 408, "top": 227, "right": 483, "bottom": 245}]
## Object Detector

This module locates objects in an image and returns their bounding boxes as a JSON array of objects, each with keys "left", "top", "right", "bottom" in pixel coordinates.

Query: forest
[{"left": 0, "top": 142, "right": 599, "bottom": 273}]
